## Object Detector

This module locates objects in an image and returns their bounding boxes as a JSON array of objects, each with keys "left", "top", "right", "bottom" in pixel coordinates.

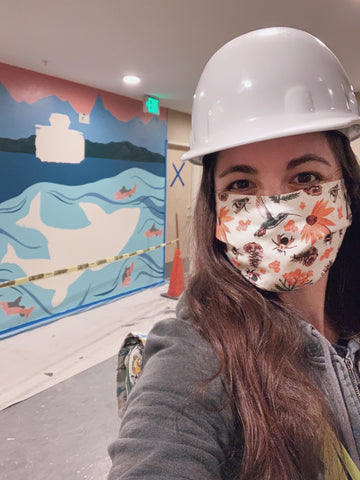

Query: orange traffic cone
[{"left": 161, "top": 248, "right": 185, "bottom": 299}]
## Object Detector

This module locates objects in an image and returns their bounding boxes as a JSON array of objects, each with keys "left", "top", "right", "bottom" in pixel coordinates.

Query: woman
[{"left": 108, "top": 28, "right": 360, "bottom": 479}]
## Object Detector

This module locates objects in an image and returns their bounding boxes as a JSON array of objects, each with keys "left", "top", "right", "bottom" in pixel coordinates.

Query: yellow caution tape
[{"left": 0, "top": 239, "right": 178, "bottom": 289}]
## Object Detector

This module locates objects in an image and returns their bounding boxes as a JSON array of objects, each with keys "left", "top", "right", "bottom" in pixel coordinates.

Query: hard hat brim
[{"left": 182, "top": 115, "right": 360, "bottom": 165}]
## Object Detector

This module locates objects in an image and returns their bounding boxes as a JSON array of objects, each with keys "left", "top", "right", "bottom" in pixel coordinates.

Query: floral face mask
[{"left": 215, "top": 179, "right": 351, "bottom": 292}]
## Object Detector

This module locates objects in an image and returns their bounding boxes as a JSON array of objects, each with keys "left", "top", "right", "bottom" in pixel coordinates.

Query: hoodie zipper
[{"left": 344, "top": 356, "right": 360, "bottom": 402}]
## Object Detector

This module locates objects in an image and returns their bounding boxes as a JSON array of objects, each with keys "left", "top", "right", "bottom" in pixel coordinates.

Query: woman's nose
[{"left": 257, "top": 178, "right": 285, "bottom": 196}]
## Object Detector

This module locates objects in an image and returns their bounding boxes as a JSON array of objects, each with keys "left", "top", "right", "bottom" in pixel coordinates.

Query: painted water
[{"left": 0, "top": 165, "right": 165, "bottom": 337}]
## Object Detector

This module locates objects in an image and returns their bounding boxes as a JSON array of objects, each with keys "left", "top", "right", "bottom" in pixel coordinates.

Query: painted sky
[{"left": 0, "top": 62, "right": 167, "bottom": 123}]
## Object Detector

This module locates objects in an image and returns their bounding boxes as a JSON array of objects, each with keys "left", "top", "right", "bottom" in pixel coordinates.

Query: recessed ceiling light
[{"left": 123, "top": 75, "right": 141, "bottom": 85}]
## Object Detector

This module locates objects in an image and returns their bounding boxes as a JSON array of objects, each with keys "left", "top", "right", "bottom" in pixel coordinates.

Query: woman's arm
[{"left": 108, "top": 316, "right": 236, "bottom": 480}]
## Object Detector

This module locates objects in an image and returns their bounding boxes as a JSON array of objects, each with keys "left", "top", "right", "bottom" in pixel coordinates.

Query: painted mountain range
[
  {"left": 0, "top": 136, "right": 164, "bottom": 162},
  {"left": 0, "top": 82, "right": 167, "bottom": 155}
]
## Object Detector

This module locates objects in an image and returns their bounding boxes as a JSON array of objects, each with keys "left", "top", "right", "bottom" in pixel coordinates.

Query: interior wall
[
  {"left": 351, "top": 93, "right": 360, "bottom": 160},
  {"left": 351, "top": 137, "right": 360, "bottom": 160},
  {"left": 165, "top": 109, "right": 193, "bottom": 267}
]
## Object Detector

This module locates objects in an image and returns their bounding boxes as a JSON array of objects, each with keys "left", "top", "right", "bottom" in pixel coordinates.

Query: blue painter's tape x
[{"left": 170, "top": 163, "right": 185, "bottom": 187}]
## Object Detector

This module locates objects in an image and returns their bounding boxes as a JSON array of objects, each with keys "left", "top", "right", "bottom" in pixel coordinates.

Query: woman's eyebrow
[
  {"left": 218, "top": 164, "right": 258, "bottom": 178},
  {"left": 287, "top": 154, "right": 332, "bottom": 170}
]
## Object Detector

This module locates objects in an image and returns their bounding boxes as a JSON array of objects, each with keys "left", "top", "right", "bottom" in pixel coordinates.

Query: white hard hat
[{"left": 182, "top": 27, "right": 360, "bottom": 165}]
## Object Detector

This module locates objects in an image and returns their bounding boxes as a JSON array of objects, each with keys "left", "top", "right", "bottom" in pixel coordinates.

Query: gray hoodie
[{"left": 108, "top": 295, "right": 360, "bottom": 479}]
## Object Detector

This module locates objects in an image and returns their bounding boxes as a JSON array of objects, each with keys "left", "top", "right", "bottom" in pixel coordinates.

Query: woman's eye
[
  {"left": 227, "top": 179, "right": 250, "bottom": 190},
  {"left": 294, "top": 172, "right": 321, "bottom": 184}
]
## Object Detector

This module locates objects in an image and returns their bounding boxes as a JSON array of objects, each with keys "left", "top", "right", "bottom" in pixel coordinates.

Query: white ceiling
[{"left": 0, "top": 0, "right": 360, "bottom": 114}]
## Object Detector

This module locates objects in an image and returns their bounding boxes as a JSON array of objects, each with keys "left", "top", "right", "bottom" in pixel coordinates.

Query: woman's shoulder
[{"left": 143, "top": 292, "right": 220, "bottom": 383}]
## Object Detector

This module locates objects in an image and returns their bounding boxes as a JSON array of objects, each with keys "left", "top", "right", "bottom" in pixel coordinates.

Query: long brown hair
[{"left": 186, "top": 131, "right": 360, "bottom": 479}]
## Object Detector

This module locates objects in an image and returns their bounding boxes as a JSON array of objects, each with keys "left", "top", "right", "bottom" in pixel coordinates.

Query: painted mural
[{"left": 0, "top": 63, "right": 167, "bottom": 338}]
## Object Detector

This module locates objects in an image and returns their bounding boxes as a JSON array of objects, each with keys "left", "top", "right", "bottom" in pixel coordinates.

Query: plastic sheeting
[{"left": 0, "top": 284, "right": 176, "bottom": 411}]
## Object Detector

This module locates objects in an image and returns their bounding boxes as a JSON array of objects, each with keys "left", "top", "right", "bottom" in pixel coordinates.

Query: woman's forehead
[{"left": 215, "top": 132, "right": 339, "bottom": 172}]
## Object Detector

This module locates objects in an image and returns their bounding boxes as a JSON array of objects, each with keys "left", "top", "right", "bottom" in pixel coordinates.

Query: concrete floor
[
  {"left": 0, "top": 356, "right": 119, "bottom": 480},
  {"left": 0, "top": 283, "right": 178, "bottom": 480}
]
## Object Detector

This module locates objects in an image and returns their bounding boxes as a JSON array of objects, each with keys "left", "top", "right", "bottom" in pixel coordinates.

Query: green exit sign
[{"left": 143, "top": 95, "right": 160, "bottom": 115}]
